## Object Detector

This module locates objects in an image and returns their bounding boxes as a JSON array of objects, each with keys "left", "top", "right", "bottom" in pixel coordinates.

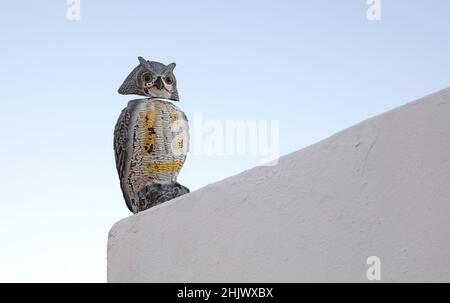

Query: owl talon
[{"left": 137, "top": 182, "right": 190, "bottom": 212}]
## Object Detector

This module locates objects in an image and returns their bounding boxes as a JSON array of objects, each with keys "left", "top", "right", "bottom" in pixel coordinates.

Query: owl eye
[
  {"left": 143, "top": 73, "right": 153, "bottom": 82},
  {"left": 164, "top": 76, "right": 173, "bottom": 85}
]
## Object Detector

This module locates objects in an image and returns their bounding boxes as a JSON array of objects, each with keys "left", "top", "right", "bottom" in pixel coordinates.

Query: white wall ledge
[{"left": 108, "top": 87, "right": 450, "bottom": 282}]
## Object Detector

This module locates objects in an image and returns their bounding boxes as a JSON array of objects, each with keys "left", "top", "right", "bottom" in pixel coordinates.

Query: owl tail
[{"left": 136, "top": 182, "right": 190, "bottom": 213}]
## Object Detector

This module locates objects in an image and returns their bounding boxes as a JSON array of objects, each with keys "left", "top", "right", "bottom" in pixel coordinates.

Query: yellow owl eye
[
  {"left": 143, "top": 74, "right": 153, "bottom": 82},
  {"left": 164, "top": 76, "right": 173, "bottom": 84}
]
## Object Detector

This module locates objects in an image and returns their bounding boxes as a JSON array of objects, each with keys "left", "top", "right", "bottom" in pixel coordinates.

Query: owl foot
[{"left": 137, "top": 182, "right": 190, "bottom": 213}]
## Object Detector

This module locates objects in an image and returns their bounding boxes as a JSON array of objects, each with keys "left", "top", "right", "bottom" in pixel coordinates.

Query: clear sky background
[{"left": 0, "top": 0, "right": 449, "bottom": 282}]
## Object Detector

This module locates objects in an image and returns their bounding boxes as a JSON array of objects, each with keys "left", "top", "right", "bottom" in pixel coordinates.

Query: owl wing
[
  {"left": 178, "top": 109, "right": 190, "bottom": 160},
  {"left": 113, "top": 106, "right": 134, "bottom": 212}
]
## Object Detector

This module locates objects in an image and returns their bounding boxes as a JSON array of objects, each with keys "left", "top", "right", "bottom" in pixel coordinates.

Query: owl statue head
[{"left": 118, "top": 56, "right": 179, "bottom": 101}]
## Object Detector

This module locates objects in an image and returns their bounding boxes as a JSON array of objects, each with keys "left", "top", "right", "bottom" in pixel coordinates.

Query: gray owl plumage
[{"left": 114, "top": 57, "right": 189, "bottom": 213}]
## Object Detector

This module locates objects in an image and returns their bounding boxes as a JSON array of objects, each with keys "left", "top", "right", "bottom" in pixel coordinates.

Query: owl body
[{"left": 114, "top": 57, "right": 189, "bottom": 213}]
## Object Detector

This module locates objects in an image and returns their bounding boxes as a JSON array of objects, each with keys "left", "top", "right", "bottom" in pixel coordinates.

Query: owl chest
[{"left": 126, "top": 100, "right": 188, "bottom": 183}]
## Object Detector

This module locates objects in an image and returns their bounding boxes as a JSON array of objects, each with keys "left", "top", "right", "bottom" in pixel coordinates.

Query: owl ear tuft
[
  {"left": 138, "top": 56, "right": 150, "bottom": 66},
  {"left": 167, "top": 62, "right": 176, "bottom": 71}
]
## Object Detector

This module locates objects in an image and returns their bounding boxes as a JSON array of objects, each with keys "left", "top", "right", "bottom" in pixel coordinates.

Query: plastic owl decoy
[{"left": 114, "top": 56, "right": 190, "bottom": 213}]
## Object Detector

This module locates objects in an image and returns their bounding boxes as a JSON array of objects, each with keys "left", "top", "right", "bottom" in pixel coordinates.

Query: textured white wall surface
[{"left": 108, "top": 88, "right": 450, "bottom": 283}]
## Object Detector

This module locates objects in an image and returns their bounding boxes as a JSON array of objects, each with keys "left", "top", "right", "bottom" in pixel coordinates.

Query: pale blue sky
[{"left": 0, "top": 0, "right": 449, "bottom": 282}]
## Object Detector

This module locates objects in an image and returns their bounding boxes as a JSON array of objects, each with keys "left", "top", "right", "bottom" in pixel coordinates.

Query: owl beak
[{"left": 155, "top": 77, "right": 164, "bottom": 90}]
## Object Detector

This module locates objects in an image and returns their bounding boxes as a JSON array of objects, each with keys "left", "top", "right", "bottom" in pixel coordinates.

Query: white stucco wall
[{"left": 107, "top": 87, "right": 450, "bottom": 283}]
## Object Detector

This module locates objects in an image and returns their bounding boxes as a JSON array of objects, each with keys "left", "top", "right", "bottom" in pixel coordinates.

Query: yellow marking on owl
[
  {"left": 140, "top": 109, "right": 157, "bottom": 156},
  {"left": 163, "top": 103, "right": 180, "bottom": 124},
  {"left": 170, "top": 111, "right": 179, "bottom": 124},
  {"left": 175, "top": 137, "right": 184, "bottom": 149},
  {"left": 145, "top": 161, "right": 184, "bottom": 174}
]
